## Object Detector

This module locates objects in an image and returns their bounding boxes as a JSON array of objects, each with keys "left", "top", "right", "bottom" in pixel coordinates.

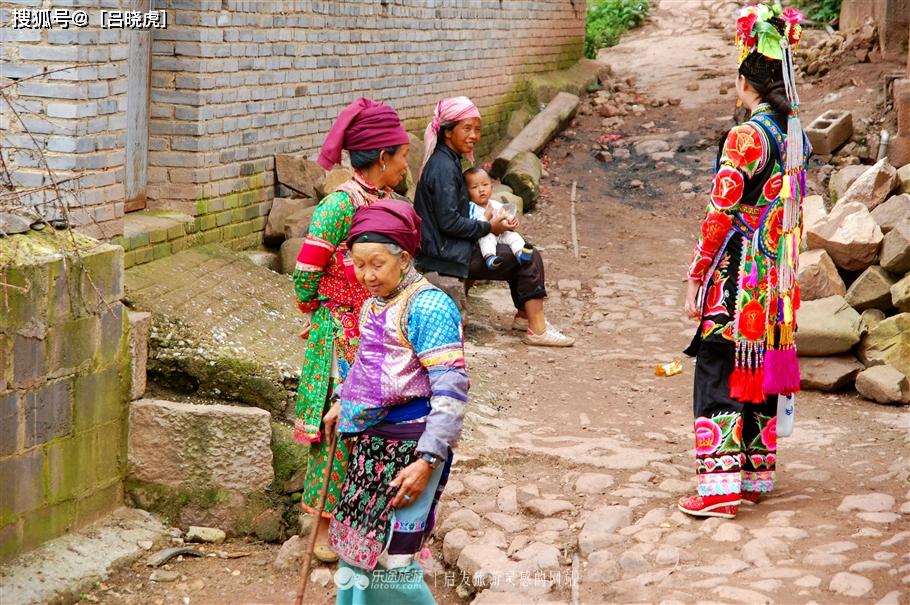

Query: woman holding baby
[{"left": 414, "top": 97, "right": 574, "bottom": 347}]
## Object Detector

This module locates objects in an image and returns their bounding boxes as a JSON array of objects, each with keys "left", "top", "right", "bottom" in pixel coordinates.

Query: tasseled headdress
[{"left": 728, "top": 3, "right": 808, "bottom": 400}]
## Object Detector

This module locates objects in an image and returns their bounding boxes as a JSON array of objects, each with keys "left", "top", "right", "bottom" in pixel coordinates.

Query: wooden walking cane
[{"left": 294, "top": 432, "right": 339, "bottom": 605}]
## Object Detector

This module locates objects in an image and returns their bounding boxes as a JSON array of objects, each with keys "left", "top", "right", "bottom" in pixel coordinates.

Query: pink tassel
[{"left": 762, "top": 348, "right": 801, "bottom": 395}]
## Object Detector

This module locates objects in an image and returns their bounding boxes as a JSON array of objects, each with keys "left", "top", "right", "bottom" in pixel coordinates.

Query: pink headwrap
[
  {"left": 420, "top": 96, "right": 482, "bottom": 177},
  {"left": 317, "top": 98, "right": 410, "bottom": 170}
]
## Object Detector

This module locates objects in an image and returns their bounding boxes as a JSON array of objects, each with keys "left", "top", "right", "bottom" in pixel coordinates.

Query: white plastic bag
[{"left": 776, "top": 394, "right": 795, "bottom": 438}]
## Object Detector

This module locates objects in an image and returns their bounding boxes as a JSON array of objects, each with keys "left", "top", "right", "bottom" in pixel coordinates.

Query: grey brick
[
  {"left": 0, "top": 391, "right": 19, "bottom": 456},
  {"left": 24, "top": 379, "right": 73, "bottom": 448},
  {"left": 0, "top": 449, "right": 43, "bottom": 516},
  {"left": 13, "top": 336, "right": 46, "bottom": 389}
]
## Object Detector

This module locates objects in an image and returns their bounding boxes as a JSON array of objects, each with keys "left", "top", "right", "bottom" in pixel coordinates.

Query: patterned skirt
[{"left": 329, "top": 419, "right": 451, "bottom": 571}]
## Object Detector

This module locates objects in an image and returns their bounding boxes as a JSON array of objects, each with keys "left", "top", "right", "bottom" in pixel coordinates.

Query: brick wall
[
  {"left": 0, "top": 231, "right": 130, "bottom": 561},
  {"left": 2, "top": 1, "right": 584, "bottom": 247},
  {"left": 0, "top": 0, "right": 130, "bottom": 240}
]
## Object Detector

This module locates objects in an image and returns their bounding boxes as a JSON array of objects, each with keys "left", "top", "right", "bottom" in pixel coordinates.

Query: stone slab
[
  {"left": 0, "top": 508, "right": 166, "bottom": 605},
  {"left": 123, "top": 245, "right": 307, "bottom": 413},
  {"left": 128, "top": 398, "right": 273, "bottom": 493}
]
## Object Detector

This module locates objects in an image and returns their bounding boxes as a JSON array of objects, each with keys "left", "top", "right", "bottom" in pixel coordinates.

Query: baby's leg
[
  {"left": 478, "top": 233, "right": 498, "bottom": 259},
  {"left": 500, "top": 230, "right": 526, "bottom": 257}
]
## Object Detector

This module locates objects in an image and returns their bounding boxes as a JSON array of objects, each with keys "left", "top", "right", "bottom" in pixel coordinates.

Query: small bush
[
  {"left": 585, "top": 0, "right": 651, "bottom": 59},
  {"left": 792, "top": 0, "right": 842, "bottom": 25}
]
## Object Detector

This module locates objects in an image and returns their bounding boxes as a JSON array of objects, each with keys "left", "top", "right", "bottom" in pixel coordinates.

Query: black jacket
[{"left": 414, "top": 144, "right": 491, "bottom": 278}]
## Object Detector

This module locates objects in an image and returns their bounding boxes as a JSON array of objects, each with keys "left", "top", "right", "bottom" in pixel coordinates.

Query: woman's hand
[
  {"left": 322, "top": 400, "right": 341, "bottom": 442},
  {"left": 489, "top": 213, "right": 515, "bottom": 236},
  {"left": 684, "top": 279, "right": 702, "bottom": 321},
  {"left": 299, "top": 311, "right": 314, "bottom": 339},
  {"left": 389, "top": 459, "right": 432, "bottom": 508}
]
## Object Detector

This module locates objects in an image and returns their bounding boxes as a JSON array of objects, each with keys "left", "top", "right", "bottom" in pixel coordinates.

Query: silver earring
[{"left": 380, "top": 164, "right": 386, "bottom": 173}]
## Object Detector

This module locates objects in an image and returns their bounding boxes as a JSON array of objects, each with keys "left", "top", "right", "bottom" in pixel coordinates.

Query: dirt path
[{"left": 84, "top": 2, "right": 908, "bottom": 604}]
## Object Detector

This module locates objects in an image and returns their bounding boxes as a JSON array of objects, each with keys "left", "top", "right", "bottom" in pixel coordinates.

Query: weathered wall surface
[
  {"left": 2, "top": 1, "right": 584, "bottom": 252},
  {"left": 0, "top": 1, "right": 131, "bottom": 240},
  {"left": 0, "top": 231, "right": 130, "bottom": 561}
]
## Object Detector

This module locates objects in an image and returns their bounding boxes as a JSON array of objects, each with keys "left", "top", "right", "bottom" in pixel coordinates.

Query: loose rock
[
  {"left": 893, "top": 274, "right": 910, "bottom": 311},
  {"left": 871, "top": 194, "right": 910, "bottom": 233},
  {"left": 880, "top": 220, "right": 910, "bottom": 273},
  {"left": 799, "top": 355, "right": 864, "bottom": 391},
  {"left": 855, "top": 365, "right": 910, "bottom": 404},
  {"left": 186, "top": 526, "right": 226, "bottom": 544},
  {"left": 845, "top": 266, "right": 898, "bottom": 311},
  {"left": 797, "top": 249, "right": 846, "bottom": 300},
  {"left": 807, "top": 201, "right": 884, "bottom": 271},
  {"left": 795, "top": 295, "right": 862, "bottom": 355},
  {"left": 858, "top": 313, "right": 910, "bottom": 376},
  {"left": 839, "top": 158, "right": 899, "bottom": 211}
]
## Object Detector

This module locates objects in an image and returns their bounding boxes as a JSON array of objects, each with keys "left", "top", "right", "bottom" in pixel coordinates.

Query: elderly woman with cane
[
  {"left": 318, "top": 199, "right": 469, "bottom": 604},
  {"left": 292, "top": 97, "right": 411, "bottom": 561}
]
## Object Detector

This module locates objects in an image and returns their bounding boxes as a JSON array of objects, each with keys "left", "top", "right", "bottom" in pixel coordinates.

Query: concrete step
[{"left": 124, "top": 244, "right": 306, "bottom": 416}]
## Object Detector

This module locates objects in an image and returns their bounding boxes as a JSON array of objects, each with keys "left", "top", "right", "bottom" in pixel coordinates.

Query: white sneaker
[
  {"left": 522, "top": 321, "right": 575, "bottom": 347},
  {"left": 511, "top": 315, "right": 529, "bottom": 332}
]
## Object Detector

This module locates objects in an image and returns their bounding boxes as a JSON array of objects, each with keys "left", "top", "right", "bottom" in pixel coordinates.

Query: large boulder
[
  {"left": 880, "top": 220, "right": 910, "bottom": 274},
  {"left": 799, "top": 355, "right": 864, "bottom": 391},
  {"left": 280, "top": 237, "right": 305, "bottom": 275},
  {"left": 264, "top": 198, "right": 316, "bottom": 248},
  {"left": 802, "top": 195, "right": 828, "bottom": 233},
  {"left": 829, "top": 165, "right": 868, "bottom": 204},
  {"left": 857, "top": 313, "right": 910, "bottom": 376},
  {"left": 283, "top": 206, "right": 317, "bottom": 240},
  {"left": 797, "top": 249, "right": 846, "bottom": 300},
  {"left": 796, "top": 295, "right": 862, "bottom": 356},
  {"left": 838, "top": 158, "right": 899, "bottom": 210},
  {"left": 806, "top": 201, "right": 884, "bottom": 271},
  {"left": 275, "top": 155, "right": 324, "bottom": 199},
  {"left": 892, "top": 274, "right": 910, "bottom": 312},
  {"left": 898, "top": 164, "right": 910, "bottom": 193},
  {"left": 501, "top": 152, "right": 542, "bottom": 213},
  {"left": 855, "top": 365, "right": 910, "bottom": 405},
  {"left": 317, "top": 167, "right": 354, "bottom": 198},
  {"left": 845, "top": 266, "right": 897, "bottom": 311},
  {"left": 871, "top": 194, "right": 910, "bottom": 233},
  {"left": 492, "top": 92, "right": 579, "bottom": 178}
]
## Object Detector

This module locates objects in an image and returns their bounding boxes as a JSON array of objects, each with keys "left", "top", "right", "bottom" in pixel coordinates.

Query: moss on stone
[{"left": 270, "top": 422, "right": 307, "bottom": 492}]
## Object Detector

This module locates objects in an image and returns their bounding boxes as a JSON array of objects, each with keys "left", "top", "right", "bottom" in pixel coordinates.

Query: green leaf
[{"left": 757, "top": 29, "right": 783, "bottom": 60}]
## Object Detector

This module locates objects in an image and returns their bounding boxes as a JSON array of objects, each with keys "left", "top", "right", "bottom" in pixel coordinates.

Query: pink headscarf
[
  {"left": 420, "top": 96, "right": 482, "bottom": 177},
  {"left": 317, "top": 98, "right": 410, "bottom": 170}
]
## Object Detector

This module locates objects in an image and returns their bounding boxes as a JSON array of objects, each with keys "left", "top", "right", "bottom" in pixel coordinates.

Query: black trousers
[
  {"left": 467, "top": 244, "right": 547, "bottom": 310},
  {"left": 692, "top": 339, "right": 778, "bottom": 496}
]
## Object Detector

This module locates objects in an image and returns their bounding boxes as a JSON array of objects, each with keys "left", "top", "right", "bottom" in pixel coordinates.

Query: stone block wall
[
  {"left": 2, "top": 1, "right": 583, "bottom": 252},
  {"left": 0, "top": 1, "right": 130, "bottom": 240},
  {"left": 0, "top": 231, "right": 131, "bottom": 561}
]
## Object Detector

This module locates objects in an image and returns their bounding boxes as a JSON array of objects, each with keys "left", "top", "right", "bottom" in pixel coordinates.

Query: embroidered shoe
[
  {"left": 740, "top": 491, "right": 762, "bottom": 505},
  {"left": 522, "top": 321, "right": 575, "bottom": 347},
  {"left": 677, "top": 494, "right": 740, "bottom": 519},
  {"left": 511, "top": 315, "right": 529, "bottom": 332}
]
